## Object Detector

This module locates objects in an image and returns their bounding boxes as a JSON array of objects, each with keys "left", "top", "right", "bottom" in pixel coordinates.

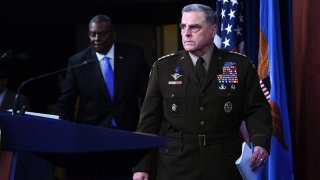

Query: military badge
[
  {"left": 171, "top": 66, "right": 183, "bottom": 80},
  {"left": 169, "top": 66, "right": 183, "bottom": 85},
  {"left": 219, "top": 84, "right": 226, "bottom": 90}
]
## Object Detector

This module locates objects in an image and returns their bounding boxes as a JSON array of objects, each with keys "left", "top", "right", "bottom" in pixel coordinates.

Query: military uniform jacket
[{"left": 134, "top": 47, "right": 272, "bottom": 180}]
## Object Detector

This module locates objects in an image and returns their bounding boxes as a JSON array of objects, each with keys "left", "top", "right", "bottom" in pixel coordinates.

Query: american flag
[
  {"left": 214, "top": 0, "right": 245, "bottom": 54},
  {"left": 214, "top": 0, "right": 249, "bottom": 145}
]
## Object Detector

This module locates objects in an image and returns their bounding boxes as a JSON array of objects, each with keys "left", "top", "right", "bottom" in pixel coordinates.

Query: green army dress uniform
[{"left": 134, "top": 46, "right": 272, "bottom": 180}]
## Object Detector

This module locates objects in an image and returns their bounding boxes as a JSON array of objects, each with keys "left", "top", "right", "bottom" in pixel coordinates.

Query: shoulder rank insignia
[
  {"left": 157, "top": 51, "right": 181, "bottom": 61},
  {"left": 229, "top": 51, "right": 247, "bottom": 58}
]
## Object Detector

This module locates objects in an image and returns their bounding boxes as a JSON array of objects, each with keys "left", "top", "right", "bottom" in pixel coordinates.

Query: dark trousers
[{"left": 65, "top": 168, "right": 133, "bottom": 180}]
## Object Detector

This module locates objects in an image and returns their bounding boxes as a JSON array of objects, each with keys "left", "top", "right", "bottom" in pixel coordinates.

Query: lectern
[{"left": 0, "top": 111, "right": 166, "bottom": 179}]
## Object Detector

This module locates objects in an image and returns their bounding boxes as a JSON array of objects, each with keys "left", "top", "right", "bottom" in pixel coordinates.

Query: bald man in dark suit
[
  {"left": 55, "top": 15, "right": 149, "bottom": 180},
  {"left": 56, "top": 15, "right": 149, "bottom": 130}
]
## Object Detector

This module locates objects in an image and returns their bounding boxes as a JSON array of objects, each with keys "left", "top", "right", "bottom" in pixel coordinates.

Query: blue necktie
[
  {"left": 103, "top": 56, "right": 114, "bottom": 100},
  {"left": 103, "top": 56, "right": 117, "bottom": 127}
]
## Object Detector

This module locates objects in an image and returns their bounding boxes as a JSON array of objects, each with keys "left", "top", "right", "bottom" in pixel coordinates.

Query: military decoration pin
[
  {"left": 169, "top": 66, "right": 183, "bottom": 85},
  {"left": 217, "top": 61, "right": 238, "bottom": 91}
]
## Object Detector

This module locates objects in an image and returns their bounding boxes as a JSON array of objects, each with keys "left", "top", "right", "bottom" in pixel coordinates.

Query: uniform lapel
[
  {"left": 179, "top": 51, "right": 200, "bottom": 86},
  {"left": 202, "top": 47, "right": 223, "bottom": 91}
]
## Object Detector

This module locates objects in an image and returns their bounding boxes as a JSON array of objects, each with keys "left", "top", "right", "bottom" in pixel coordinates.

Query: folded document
[{"left": 235, "top": 142, "right": 262, "bottom": 180}]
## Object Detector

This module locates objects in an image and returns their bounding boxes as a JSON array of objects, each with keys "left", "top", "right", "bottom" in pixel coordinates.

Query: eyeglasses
[{"left": 180, "top": 24, "right": 202, "bottom": 33}]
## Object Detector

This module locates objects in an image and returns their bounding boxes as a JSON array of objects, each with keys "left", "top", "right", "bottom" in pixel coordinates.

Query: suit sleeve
[
  {"left": 55, "top": 58, "right": 78, "bottom": 121},
  {"left": 242, "top": 58, "right": 273, "bottom": 153}
]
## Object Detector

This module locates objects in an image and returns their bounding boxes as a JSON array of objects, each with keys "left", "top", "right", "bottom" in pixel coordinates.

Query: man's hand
[
  {"left": 250, "top": 145, "right": 269, "bottom": 169},
  {"left": 133, "top": 172, "right": 149, "bottom": 180}
]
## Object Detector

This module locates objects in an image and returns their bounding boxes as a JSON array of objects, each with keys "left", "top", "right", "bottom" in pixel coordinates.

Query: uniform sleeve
[
  {"left": 242, "top": 59, "right": 273, "bottom": 153},
  {"left": 133, "top": 61, "right": 164, "bottom": 174},
  {"left": 136, "top": 61, "right": 163, "bottom": 134}
]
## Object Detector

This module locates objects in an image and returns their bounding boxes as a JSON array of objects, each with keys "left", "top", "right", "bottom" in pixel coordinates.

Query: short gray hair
[{"left": 182, "top": 4, "right": 217, "bottom": 25}]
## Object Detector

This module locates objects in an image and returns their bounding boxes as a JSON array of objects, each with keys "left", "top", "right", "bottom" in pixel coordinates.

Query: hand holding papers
[{"left": 235, "top": 142, "right": 262, "bottom": 180}]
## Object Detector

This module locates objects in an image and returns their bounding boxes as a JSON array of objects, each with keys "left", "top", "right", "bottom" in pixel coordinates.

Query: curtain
[{"left": 292, "top": 0, "right": 320, "bottom": 179}]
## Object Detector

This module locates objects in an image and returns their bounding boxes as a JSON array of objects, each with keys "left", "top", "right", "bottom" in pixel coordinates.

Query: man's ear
[{"left": 211, "top": 24, "right": 217, "bottom": 38}]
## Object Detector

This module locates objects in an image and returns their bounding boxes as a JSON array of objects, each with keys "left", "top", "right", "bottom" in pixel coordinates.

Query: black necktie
[{"left": 195, "top": 57, "right": 206, "bottom": 85}]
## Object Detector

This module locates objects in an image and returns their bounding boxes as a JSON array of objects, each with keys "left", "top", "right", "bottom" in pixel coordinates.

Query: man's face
[
  {"left": 180, "top": 11, "right": 217, "bottom": 56},
  {"left": 89, "top": 21, "right": 115, "bottom": 54}
]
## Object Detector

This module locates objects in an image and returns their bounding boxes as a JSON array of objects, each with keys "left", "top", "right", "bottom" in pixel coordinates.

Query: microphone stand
[
  {"left": 0, "top": 50, "right": 13, "bottom": 60},
  {"left": 12, "top": 60, "right": 94, "bottom": 115}
]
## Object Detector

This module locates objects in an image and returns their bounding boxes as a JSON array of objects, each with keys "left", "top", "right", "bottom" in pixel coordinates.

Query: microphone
[
  {"left": 12, "top": 59, "right": 95, "bottom": 115},
  {"left": 0, "top": 50, "right": 13, "bottom": 60}
]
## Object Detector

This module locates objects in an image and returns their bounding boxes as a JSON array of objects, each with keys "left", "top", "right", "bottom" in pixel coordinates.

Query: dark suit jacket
[
  {"left": 134, "top": 48, "right": 272, "bottom": 180},
  {"left": 55, "top": 42, "right": 149, "bottom": 131}
]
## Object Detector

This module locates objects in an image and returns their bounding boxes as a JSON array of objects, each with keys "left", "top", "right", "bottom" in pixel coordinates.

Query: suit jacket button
[{"left": 200, "top": 106, "right": 204, "bottom": 111}]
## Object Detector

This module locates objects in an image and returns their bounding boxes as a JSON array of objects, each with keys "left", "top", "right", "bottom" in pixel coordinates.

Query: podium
[{"left": 0, "top": 111, "right": 166, "bottom": 177}]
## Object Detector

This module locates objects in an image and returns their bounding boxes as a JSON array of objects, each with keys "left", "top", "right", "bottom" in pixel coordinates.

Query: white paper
[
  {"left": 235, "top": 142, "right": 261, "bottom": 180},
  {"left": 24, "top": 111, "right": 60, "bottom": 119},
  {"left": 7, "top": 109, "right": 60, "bottom": 119}
]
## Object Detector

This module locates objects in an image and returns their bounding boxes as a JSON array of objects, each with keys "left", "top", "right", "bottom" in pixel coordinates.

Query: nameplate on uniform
[{"left": 168, "top": 81, "right": 183, "bottom": 85}]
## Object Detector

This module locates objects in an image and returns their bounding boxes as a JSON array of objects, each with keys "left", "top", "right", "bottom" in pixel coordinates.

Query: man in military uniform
[{"left": 133, "top": 4, "right": 272, "bottom": 180}]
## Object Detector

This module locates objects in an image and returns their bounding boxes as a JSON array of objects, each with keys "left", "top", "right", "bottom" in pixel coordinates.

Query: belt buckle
[{"left": 199, "top": 134, "right": 206, "bottom": 146}]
